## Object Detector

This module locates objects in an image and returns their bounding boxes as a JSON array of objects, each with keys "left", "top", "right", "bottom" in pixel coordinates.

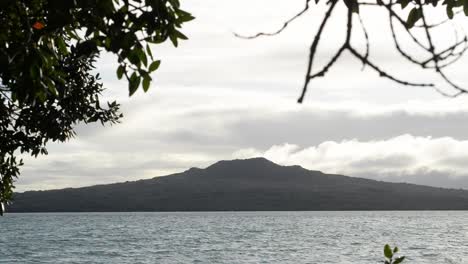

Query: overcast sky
[{"left": 16, "top": 0, "right": 468, "bottom": 191}]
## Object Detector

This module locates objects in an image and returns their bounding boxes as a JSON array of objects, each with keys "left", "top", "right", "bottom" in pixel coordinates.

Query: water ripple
[{"left": 1, "top": 211, "right": 467, "bottom": 263}]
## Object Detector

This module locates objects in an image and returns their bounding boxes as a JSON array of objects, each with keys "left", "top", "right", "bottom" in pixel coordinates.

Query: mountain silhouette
[{"left": 8, "top": 157, "right": 468, "bottom": 212}]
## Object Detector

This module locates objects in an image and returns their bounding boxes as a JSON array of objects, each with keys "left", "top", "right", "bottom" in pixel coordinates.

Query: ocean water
[{"left": 1, "top": 211, "right": 467, "bottom": 263}]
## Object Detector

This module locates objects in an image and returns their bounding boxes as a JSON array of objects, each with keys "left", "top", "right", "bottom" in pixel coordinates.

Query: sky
[{"left": 16, "top": 0, "right": 468, "bottom": 191}]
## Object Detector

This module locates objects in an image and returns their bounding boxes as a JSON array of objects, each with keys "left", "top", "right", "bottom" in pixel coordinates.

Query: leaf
[
  {"left": 136, "top": 48, "right": 147, "bottom": 67},
  {"left": 129, "top": 72, "right": 140, "bottom": 96},
  {"left": 146, "top": 44, "right": 153, "bottom": 60},
  {"left": 454, "top": 0, "right": 464, "bottom": 7},
  {"left": 406, "top": 8, "right": 421, "bottom": 28},
  {"left": 169, "top": 0, "right": 180, "bottom": 8},
  {"left": 447, "top": 5, "right": 454, "bottom": 19},
  {"left": 393, "top": 247, "right": 399, "bottom": 253},
  {"left": 56, "top": 37, "right": 68, "bottom": 54},
  {"left": 174, "top": 29, "right": 188, "bottom": 40},
  {"left": 384, "top": 244, "right": 393, "bottom": 259},
  {"left": 128, "top": 50, "right": 141, "bottom": 66},
  {"left": 117, "top": 65, "right": 124, "bottom": 80},
  {"left": 177, "top": 9, "right": 195, "bottom": 22},
  {"left": 29, "top": 63, "right": 43, "bottom": 81},
  {"left": 149, "top": 60, "right": 161, "bottom": 72},
  {"left": 169, "top": 34, "right": 178, "bottom": 47},
  {"left": 142, "top": 75, "right": 151, "bottom": 92},
  {"left": 394, "top": 256, "right": 405, "bottom": 264},
  {"left": 46, "top": 80, "right": 58, "bottom": 96},
  {"left": 398, "top": 0, "right": 411, "bottom": 9},
  {"left": 75, "top": 40, "right": 98, "bottom": 57},
  {"left": 87, "top": 115, "right": 99, "bottom": 123},
  {"left": 464, "top": 0, "right": 468, "bottom": 16}
]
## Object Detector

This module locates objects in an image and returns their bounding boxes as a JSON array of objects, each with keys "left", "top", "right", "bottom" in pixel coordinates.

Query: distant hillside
[{"left": 8, "top": 158, "right": 468, "bottom": 212}]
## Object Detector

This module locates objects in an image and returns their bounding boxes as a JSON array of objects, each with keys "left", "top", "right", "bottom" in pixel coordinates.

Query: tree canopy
[{"left": 0, "top": 0, "right": 194, "bottom": 214}]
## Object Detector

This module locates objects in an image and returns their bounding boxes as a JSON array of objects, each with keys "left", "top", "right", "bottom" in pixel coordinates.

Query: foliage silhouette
[{"left": 0, "top": 0, "right": 194, "bottom": 214}]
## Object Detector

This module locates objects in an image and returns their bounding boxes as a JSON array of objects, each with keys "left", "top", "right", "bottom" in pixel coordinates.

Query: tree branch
[
  {"left": 298, "top": 0, "right": 339, "bottom": 103},
  {"left": 234, "top": 0, "right": 312, "bottom": 39}
]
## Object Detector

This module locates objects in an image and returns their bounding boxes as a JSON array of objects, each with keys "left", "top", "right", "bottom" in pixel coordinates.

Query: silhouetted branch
[
  {"left": 298, "top": 0, "right": 339, "bottom": 103},
  {"left": 234, "top": 0, "right": 312, "bottom": 39},
  {"left": 235, "top": 0, "right": 468, "bottom": 101},
  {"left": 347, "top": 46, "right": 434, "bottom": 87},
  {"left": 413, "top": 10, "right": 462, "bottom": 28},
  {"left": 357, "top": 13, "right": 370, "bottom": 70},
  {"left": 380, "top": 3, "right": 431, "bottom": 51},
  {"left": 418, "top": 0, "right": 468, "bottom": 95}
]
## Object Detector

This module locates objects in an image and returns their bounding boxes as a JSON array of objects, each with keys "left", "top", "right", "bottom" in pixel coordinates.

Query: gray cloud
[
  {"left": 199, "top": 109, "right": 468, "bottom": 148},
  {"left": 356, "top": 170, "right": 468, "bottom": 190},
  {"left": 14, "top": 0, "right": 468, "bottom": 191},
  {"left": 233, "top": 134, "right": 468, "bottom": 189}
]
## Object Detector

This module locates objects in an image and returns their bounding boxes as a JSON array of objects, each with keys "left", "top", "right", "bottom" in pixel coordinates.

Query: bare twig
[
  {"left": 298, "top": 0, "right": 339, "bottom": 103},
  {"left": 357, "top": 13, "right": 370, "bottom": 70},
  {"left": 234, "top": 0, "right": 312, "bottom": 39},
  {"left": 235, "top": 0, "right": 468, "bottom": 101}
]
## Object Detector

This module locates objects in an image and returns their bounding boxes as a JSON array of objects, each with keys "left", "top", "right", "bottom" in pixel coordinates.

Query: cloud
[
  {"left": 232, "top": 134, "right": 468, "bottom": 189},
  {"left": 18, "top": 142, "right": 219, "bottom": 191},
  {"left": 13, "top": 0, "right": 468, "bottom": 192},
  {"left": 16, "top": 98, "right": 468, "bottom": 191}
]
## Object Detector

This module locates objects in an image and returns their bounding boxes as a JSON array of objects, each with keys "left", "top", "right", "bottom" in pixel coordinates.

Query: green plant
[{"left": 384, "top": 244, "right": 405, "bottom": 264}]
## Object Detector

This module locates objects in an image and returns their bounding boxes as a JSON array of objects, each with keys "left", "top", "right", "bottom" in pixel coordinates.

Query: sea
[{"left": 1, "top": 211, "right": 467, "bottom": 263}]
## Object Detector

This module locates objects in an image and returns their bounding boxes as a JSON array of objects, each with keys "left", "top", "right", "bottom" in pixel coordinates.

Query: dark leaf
[
  {"left": 146, "top": 44, "right": 153, "bottom": 60},
  {"left": 384, "top": 244, "right": 393, "bottom": 259},
  {"left": 129, "top": 72, "right": 140, "bottom": 96},
  {"left": 174, "top": 29, "right": 188, "bottom": 40},
  {"left": 142, "top": 75, "right": 151, "bottom": 92},
  {"left": 464, "top": 0, "right": 468, "bottom": 16},
  {"left": 447, "top": 5, "right": 454, "bottom": 18},
  {"left": 399, "top": 0, "right": 411, "bottom": 9},
  {"left": 149, "top": 60, "right": 161, "bottom": 72},
  {"left": 406, "top": 8, "right": 422, "bottom": 28},
  {"left": 169, "top": 34, "right": 179, "bottom": 47},
  {"left": 117, "top": 65, "right": 125, "bottom": 80},
  {"left": 394, "top": 256, "right": 405, "bottom": 264}
]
